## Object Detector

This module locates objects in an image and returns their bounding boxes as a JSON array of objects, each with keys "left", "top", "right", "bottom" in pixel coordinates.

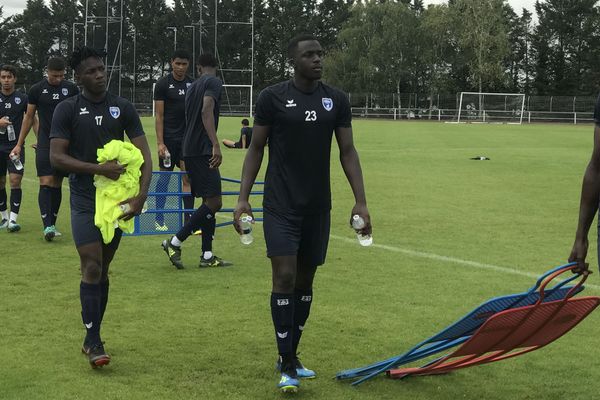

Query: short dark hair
[
  {"left": 241, "top": 118, "right": 249, "bottom": 126},
  {"left": 197, "top": 53, "right": 217, "bottom": 68},
  {"left": 287, "top": 34, "right": 318, "bottom": 58},
  {"left": 172, "top": 49, "right": 191, "bottom": 61},
  {"left": 70, "top": 46, "right": 106, "bottom": 72},
  {"left": 0, "top": 64, "right": 17, "bottom": 78},
  {"left": 47, "top": 56, "right": 66, "bottom": 71}
]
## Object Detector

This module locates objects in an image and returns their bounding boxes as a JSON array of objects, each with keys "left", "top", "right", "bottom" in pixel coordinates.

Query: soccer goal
[{"left": 456, "top": 92, "right": 526, "bottom": 124}]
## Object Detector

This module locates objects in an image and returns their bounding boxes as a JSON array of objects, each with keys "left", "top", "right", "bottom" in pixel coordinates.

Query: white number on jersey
[
  {"left": 4, "top": 103, "right": 11, "bottom": 109},
  {"left": 304, "top": 110, "right": 317, "bottom": 122},
  {"left": 95, "top": 116, "right": 103, "bottom": 126},
  {"left": 53, "top": 93, "right": 60, "bottom": 100},
  {"left": 178, "top": 89, "right": 185, "bottom": 96}
]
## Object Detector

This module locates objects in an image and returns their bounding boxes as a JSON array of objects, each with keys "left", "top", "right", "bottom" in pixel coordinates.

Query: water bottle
[
  {"left": 240, "top": 215, "right": 253, "bottom": 245},
  {"left": 163, "top": 150, "right": 171, "bottom": 168},
  {"left": 7, "top": 123, "right": 15, "bottom": 141},
  {"left": 9, "top": 153, "right": 23, "bottom": 171},
  {"left": 119, "top": 203, "right": 131, "bottom": 214},
  {"left": 351, "top": 214, "right": 373, "bottom": 247}
]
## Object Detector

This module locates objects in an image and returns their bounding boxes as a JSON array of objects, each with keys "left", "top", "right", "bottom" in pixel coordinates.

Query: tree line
[{"left": 0, "top": 0, "right": 598, "bottom": 98}]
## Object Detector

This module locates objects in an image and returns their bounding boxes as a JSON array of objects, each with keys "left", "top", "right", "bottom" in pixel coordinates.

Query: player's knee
[
  {"left": 205, "top": 197, "right": 222, "bottom": 213},
  {"left": 81, "top": 260, "right": 103, "bottom": 283},
  {"left": 9, "top": 175, "right": 22, "bottom": 189},
  {"left": 273, "top": 269, "right": 296, "bottom": 293}
]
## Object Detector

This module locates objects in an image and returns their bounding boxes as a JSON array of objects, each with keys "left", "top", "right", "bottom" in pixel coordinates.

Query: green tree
[{"left": 18, "top": 0, "right": 55, "bottom": 83}]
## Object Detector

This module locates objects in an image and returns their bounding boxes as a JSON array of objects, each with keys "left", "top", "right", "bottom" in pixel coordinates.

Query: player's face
[
  {"left": 0, "top": 71, "right": 16, "bottom": 92},
  {"left": 293, "top": 40, "right": 323, "bottom": 81},
  {"left": 47, "top": 69, "right": 66, "bottom": 86},
  {"left": 77, "top": 57, "right": 107, "bottom": 94},
  {"left": 171, "top": 58, "right": 190, "bottom": 79}
]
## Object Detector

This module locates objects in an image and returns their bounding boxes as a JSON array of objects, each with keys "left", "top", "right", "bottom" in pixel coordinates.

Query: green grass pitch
[{"left": 1, "top": 118, "right": 599, "bottom": 399}]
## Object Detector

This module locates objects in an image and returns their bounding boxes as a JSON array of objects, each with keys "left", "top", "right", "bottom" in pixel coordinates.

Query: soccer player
[
  {"left": 49, "top": 46, "right": 152, "bottom": 367},
  {"left": 161, "top": 54, "right": 231, "bottom": 269},
  {"left": 12, "top": 56, "right": 79, "bottom": 241},
  {"left": 233, "top": 34, "right": 371, "bottom": 393},
  {"left": 569, "top": 94, "right": 600, "bottom": 273},
  {"left": 0, "top": 64, "right": 28, "bottom": 232},
  {"left": 223, "top": 118, "right": 253, "bottom": 149},
  {"left": 154, "top": 49, "right": 195, "bottom": 230}
]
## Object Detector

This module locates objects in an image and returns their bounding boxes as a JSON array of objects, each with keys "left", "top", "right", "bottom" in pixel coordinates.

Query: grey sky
[{"left": 2, "top": 0, "right": 539, "bottom": 18}]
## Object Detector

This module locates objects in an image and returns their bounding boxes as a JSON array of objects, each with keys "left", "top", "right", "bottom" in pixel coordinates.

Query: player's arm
[
  {"left": 335, "top": 126, "right": 372, "bottom": 236},
  {"left": 12, "top": 104, "right": 37, "bottom": 156},
  {"left": 201, "top": 96, "right": 222, "bottom": 168},
  {"left": 154, "top": 100, "right": 167, "bottom": 158},
  {"left": 569, "top": 124, "right": 600, "bottom": 271},
  {"left": 32, "top": 114, "right": 39, "bottom": 137},
  {"left": 233, "top": 124, "right": 269, "bottom": 233},
  {"left": 120, "top": 135, "right": 152, "bottom": 221},
  {"left": 50, "top": 138, "right": 125, "bottom": 178}
]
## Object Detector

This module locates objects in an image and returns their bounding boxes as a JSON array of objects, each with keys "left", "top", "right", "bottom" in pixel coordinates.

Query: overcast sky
[{"left": 2, "top": 0, "right": 538, "bottom": 18}]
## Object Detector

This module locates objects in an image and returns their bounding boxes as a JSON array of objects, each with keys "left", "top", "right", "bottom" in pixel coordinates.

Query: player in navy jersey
[
  {"left": 12, "top": 56, "right": 79, "bottom": 241},
  {"left": 0, "top": 65, "right": 29, "bottom": 232},
  {"left": 223, "top": 118, "right": 253, "bottom": 149},
  {"left": 569, "top": 94, "right": 600, "bottom": 273},
  {"left": 154, "top": 50, "right": 195, "bottom": 230},
  {"left": 161, "top": 53, "right": 231, "bottom": 269},
  {"left": 49, "top": 47, "right": 152, "bottom": 368},
  {"left": 233, "top": 34, "right": 372, "bottom": 393}
]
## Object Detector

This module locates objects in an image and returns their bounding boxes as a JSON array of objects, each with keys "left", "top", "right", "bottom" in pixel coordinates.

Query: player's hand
[
  {"left": 157, "top": 143, "right": 167, "bottom": 159},
  {"left": 350, "top": 203, "right": 372, "bottom": 235},
  {"left": 210, "top": 144, "right": 222, "bottom": 169},
  {"left": 0, "top": 117, "right": 10, "bottom": 128},
  {"left": 98, "top": 160, "right": 126, "bottom": 181},
  {"left": 119, "top": 194, "right": 147, "bottom": 221},
  {"left": 31, "top": 143, "right": 37, "bottom": 150},
  {"left": 233, "top": 200, "right": 253, "bottom": 234},
  {"left": 568, "top": 237, "right": 589, "bottom": 273},
  {"left": 10, "top": 144, "right": 21, "bottom": 157}
]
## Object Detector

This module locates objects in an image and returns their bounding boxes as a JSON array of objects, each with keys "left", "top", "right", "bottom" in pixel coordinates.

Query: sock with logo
[
  {"left": 201, "top": 216, "right": 216, "bottom": 253},
  {"left": 80, "top": 282, "right": 102, "bottom": 345},
  {"left": 155, "top": 173, "right": 170, "bottom": 225},
  {"left": 183, "top": 195, "right": 194, "bottom": 224},
  {"left": 0, "top": 188, "right": 7, "bottom": 220},
  {"left": 99, "top": 280, "right": 110, "bottom": 324},
  {"left": 292, "top": 289, "right": 313, "bottom": 355},
  {"left": 50, "top": 187, "right": 62, "bottom": 226},
  {"left": 175, "top": 204, "right": 213, "bottom": 242},
  {"left": 38, "top": 185, "right": 53, "bottom": 228},
  {"left": 10, "top": 188, "right": 22, "bottom": 218},
  {"left": 271, "top": 292, "right": 295, "bottom": 358}
]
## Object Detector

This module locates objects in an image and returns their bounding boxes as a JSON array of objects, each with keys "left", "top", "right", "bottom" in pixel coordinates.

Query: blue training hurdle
[{"left": 127, "top": 171, "right": 264, "bottom": 236}]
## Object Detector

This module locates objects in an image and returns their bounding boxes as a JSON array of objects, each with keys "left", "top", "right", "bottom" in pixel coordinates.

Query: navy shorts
[
  {"left": 70, "top": 192, "right": 123, "bottom": 248},
  {"left": 184, "top": 156, "right": 221, "bottom": 198},
  {"left": 263, "top": 207, "right": 331, "bottom": 266},
  {"left": 0, "top": 146, "right": 24, "bottom": 175},
  {"left": 159, "top": 139, "right": 183, "bottom": 170},
  {"left": 36, "top": 146, "right": 67, "bottom": 177}
]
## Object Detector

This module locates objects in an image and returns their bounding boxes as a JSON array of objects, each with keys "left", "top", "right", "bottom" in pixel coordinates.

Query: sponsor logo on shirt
[
  {"left": 42, "top": 89, "right": 48, "bottom": 94},
  {"left": 15, "top": 97, "right": 21, "bottom": 105},
  {"left": 322, "top": 97, "right": 333, "bottom": 111},
  {"left": 186, "top": 82, "right": 191, "bottom": 88},
  {"left": 285, "top": 99, "right": 297, "bottom": 108},
  {"left": 79, "top": 107, "right": 89, "bottom": 115},
  {"left": 109, "top": 106, "right": 120, "bottom": 119},
  {"left": 62, "top": 88, "right": 69, "bottom": 96},
  {"left": 168, "top": 84, "right": 175, "bottom": 89}
]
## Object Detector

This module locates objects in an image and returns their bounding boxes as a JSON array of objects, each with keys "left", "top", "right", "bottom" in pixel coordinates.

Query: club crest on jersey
[
  {"left": 62, "top": 88, "right": 69, "bottom": 96},
  {"left": 109, "top": 106, "right": 120, "bottom": 119},
  {"left": 322, "top": 97, "right": 333, "bottom": 111},
  {"left": 15, "top": 97, "right": 21, "bottom": 105}
]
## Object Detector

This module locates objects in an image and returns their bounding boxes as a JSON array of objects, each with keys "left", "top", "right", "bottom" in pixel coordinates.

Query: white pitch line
[{"left": 330, "top": 234, "right": 600, "bottom": 291}]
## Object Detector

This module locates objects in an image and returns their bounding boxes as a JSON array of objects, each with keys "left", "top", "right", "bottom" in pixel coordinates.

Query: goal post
[{"left": 457, "top": 92, "right": 526, "bottom": 124}]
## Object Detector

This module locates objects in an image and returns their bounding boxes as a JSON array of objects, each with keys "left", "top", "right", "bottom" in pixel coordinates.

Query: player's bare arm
[
  {"left": 335, "top": 125, "right": 371, "bottom": 235},
  {"left": 11, "top": 103, "right": 37, "bottom": 156},
  {"left": 50, "top": 137, "right": 125, "bottom": 179}
]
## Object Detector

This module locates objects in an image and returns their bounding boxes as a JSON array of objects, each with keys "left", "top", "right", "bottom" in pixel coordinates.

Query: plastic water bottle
[
  {"left": 7, "top": 124, "right": 15, "bottom": 141},
  {"left": 9, "top": 153, "right": 23, "bottom": 171},
  {"left": 351, "top": 214, "right": 373, "bottom": 247},
  {"left": 240, "top": 215, "right": 253, "bottom": 245},
  {"left": 163, "top": 150, "right": 171, "bottom": 168},
  {"left": 119, "top": 203, "right": 131, "bottom": 214}
]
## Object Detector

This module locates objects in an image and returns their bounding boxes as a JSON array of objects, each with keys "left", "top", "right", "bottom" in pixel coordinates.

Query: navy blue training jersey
[
  {"left": 28, "top": 79, "right": 79, "bottom": 149},
  {"left": 49, "top": 92, "right": 145, "bottom": 201},
  {"left": 153, "top": 74, "right": 193, "bottom": 141},
  {"left": 0, "top": 90, "right": 27, "bottom": 148},
  {"left": 239, "top": 126, "right": 252, "bottom": 147},
  {"left": 254, "top": 80, "right": 352, "bottom": 215},
  {"left": 182, "top": 75, "right": 222, "bottom": 157}
]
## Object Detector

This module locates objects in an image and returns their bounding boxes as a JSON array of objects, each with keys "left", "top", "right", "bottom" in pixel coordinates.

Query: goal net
[{"left": 456, "top": 92, "right": 526, "bottom": 124}]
